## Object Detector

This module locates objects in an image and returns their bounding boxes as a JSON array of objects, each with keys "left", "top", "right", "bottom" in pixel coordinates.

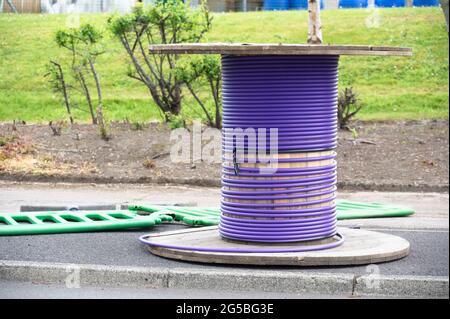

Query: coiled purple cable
[
  {"left": 222, "top": 55, "right": 339, "bottom": 153},
  {"left": 219, "top": 55, "right": 343, "bottom": 250}
]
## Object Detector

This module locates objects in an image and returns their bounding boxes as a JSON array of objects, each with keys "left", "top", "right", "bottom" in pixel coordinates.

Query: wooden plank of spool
[{"left": 148, "top": 43, "right": 413, "bottom": 56}]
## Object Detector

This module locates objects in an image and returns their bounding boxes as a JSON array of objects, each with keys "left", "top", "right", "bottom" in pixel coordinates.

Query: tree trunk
[
  {"left": 96, "top": 104, "right": 109, "bottom": 141},
  {"left": 307, "top": 0, "right": 323, "bottom": 44},
  {"left": 171, "top": 83, "right": 182, "bottom": 115},
  {"left": 441, "top": 0, "right": 449, "bottom": 34},
  {"left": 50, "top": 61, "right": 74, "bottom": 125},
  {"left": 77, "top": 68, "right": 97, "bottom": 125},
  {"left": 209, "top": 78, "right": 221, "bottom": 129},
  {"left": 88, "top": 59, "right": 103, "bottom": 108}
]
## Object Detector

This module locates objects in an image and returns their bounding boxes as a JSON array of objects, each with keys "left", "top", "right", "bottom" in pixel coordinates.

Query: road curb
[
  {"left": 0, "top": 260, "right": 448, "bottom": 298},
  {"left": 355, "top": 274, "right": 449, "bottom": 298}
]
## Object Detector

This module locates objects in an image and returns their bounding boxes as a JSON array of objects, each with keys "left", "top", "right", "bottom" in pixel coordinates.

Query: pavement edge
[{"left": 0, "top": 260, "right": 448, "bottom": 298}]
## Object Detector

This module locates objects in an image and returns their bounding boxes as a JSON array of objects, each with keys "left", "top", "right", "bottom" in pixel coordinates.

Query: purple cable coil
[
  {"left": 222, "top": 55, "right": 339, "bottom": 152},
  {"left": 139, "top": 55, "right": 344, "bottom": 253},
  {"left": 219, "top": 55, "right": 343, "bottom": 250}
]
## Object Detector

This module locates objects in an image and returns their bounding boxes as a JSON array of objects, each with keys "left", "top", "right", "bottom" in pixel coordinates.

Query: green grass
[{"left": 0, "top": 7, "right": 448, "bottom": 123}]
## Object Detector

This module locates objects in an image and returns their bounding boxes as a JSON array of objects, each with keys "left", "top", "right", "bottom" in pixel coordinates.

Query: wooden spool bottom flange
[{"left": 140, "top": 226, "right": 410, "bottom": 266}]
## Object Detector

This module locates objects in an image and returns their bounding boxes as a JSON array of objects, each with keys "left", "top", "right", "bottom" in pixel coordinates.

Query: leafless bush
[
  {"left": 49, "top": 120, "right": 64, "bottom": 136},
  {"left": 338, "top": 87, "right": 363, "bottom": 129}
]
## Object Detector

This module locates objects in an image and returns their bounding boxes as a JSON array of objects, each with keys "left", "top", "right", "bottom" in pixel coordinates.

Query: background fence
[{"left": 0, "top": 0, "right": 442, "bottom": 14}]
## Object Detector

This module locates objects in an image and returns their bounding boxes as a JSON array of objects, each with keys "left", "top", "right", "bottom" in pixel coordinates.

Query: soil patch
[{"left": 0, "top": 120, "right": 448, "bottom": 192}]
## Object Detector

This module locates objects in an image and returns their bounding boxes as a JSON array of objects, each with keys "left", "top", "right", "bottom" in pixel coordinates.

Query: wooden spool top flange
[{"left": 148, "top": 43, "right": 412, "bottom": 56}]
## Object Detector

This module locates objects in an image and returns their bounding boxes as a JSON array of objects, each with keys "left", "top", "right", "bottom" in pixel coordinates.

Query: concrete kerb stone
[
  {"left": 0, "top": 260, "right": 448, "bottom": 298},
  {"left": 0, "top": 260, "right": 168, "bottom": 289},
  {"left": 355, "top": 274, "right": 449, "bottom": 298},
  {"left": 167, "top": 267, "right": 355, "bottom": 295}
]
